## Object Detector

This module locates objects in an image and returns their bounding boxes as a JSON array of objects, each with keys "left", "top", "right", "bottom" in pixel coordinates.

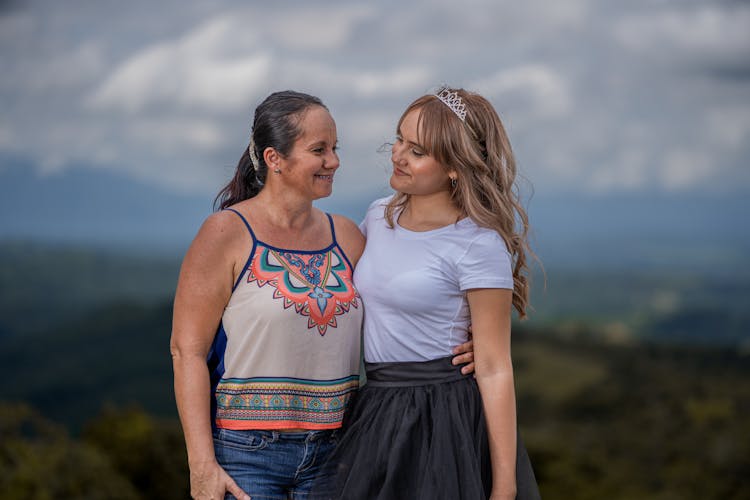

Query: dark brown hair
[{"left": 214, "top": 90, "right": 327, "bottom": 210}]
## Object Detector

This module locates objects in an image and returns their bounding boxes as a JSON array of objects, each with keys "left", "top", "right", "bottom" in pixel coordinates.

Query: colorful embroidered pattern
[
  {"left": 214, "top": 376, "right": 360, "bottom": 430},
  {"left": 248, "top": 245, "right": 360, "bottom": 335}
]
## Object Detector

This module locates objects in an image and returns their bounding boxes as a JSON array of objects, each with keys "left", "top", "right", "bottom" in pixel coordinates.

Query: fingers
[
  {"left": 452, "top": 339, "right": 474, "bottom": 355},
  {"left": 225, "top": 476, "right": 251, "bottom": 500},
  {"left": 217, "top": 466, "right": 250, "bottom": 500},
  {"left": 451, "top": 351, "right": 474, "bottom": 365},
  {"left": 460, "top": 361, "right": 475, "bottom": 375}
]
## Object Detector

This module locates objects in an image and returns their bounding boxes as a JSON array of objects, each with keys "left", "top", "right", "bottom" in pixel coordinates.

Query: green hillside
[
  {"left": 1, "top": 301, "right": 748, "bottom": 499},
  {"left": 1, "top": 242, "right": 749, "bottom": 498},
  {"left": 0, "top": 241, "right": 180, "bottom": 337}
]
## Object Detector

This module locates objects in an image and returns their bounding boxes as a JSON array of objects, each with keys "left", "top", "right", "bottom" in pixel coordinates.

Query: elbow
[
  {"left": 169, "top": 333, "right": 181, "bottom": 361},
  {"left": 169, "top": 334, "right": 194, "bottom": 366},
  {"left": 474, "top": 355, "right": 514, "bottom": 380}
]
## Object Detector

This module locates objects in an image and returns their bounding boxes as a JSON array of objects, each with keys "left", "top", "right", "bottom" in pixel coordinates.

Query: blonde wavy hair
[{"left": 385, "top": 88, "right": 535, "bottom": 318}]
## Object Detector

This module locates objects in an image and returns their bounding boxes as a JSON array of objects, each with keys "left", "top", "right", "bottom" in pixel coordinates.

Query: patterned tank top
[{"left": 208, "top": 209, "right": 363, "bottom": 430}]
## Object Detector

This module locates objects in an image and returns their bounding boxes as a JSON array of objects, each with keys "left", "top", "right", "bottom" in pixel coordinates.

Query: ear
[
  {"left": 447, "top": 170, "right": 458, "bottom": 182},
  {"left": 264, "top": 148, "right": 281, "bottom": 170}
]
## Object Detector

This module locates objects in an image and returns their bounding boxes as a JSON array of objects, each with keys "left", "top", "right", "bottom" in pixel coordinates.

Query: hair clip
[{"left": 248, "top": 137, "right": 260, "bottom": 171}]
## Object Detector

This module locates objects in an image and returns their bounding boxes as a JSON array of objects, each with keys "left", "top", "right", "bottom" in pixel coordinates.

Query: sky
[{"left": 2, "top": 0, "right": 749, "bottom": 211}]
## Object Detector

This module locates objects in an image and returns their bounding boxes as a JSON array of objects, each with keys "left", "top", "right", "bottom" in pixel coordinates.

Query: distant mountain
[
  {"left": 0, "top": 157, "right": 210, "bottom": 254},
  {"left": 0, "top": 240, "right": 180, "bottom": 338},
  {"left": 2, "top": 156, "right": 748, "bottom": 272}
]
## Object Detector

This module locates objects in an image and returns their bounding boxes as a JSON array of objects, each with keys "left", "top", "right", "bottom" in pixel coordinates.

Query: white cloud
[
  {"left": 132, "top": 117, "right": 227, "bottom": 153},
  {"left": 2, "top": 0, "right": 749, "bottom": 199},
  {"left": 587, "top": 148, "right": 651, "bottom": 193},
  {"left": 0, "top": 122, "right": 14, "bottom": 149},
  {"left": 87, "top": 15, "right": 271, "bottom": 113},
  {"left": 707, "top": 107, "right": 750, "bottom": 150},
  {"left": 614, "top": 5, "right": 750, "bottom": 62},
  {"left": 660, "top": 149, "right": 715, "bottom": 191},
  {"left": 471, "top": 65, "right": 571, "bottom": 119},
  {"left": 281, "top": 62, "right": 433, "bottom": 98},
  {"left": 268, "top": 5, "right": 376, "bottom": 50}
]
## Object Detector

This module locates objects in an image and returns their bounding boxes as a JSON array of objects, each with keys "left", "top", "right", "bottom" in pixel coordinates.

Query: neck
[
  {"left": 253, "top": 187, "right": 315, "bottom": 230},
  {"left": 401, "top": 190, "right": 462, "bottom": 228}
]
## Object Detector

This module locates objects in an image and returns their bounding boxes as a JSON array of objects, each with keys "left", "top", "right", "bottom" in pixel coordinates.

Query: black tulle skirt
[{"left": 313, "top": 357, "right": 541, "bottom": 500}]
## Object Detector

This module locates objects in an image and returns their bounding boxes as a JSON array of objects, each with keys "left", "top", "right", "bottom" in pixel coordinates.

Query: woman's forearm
[
  {"left": 476, "top": 368, "right": 517, "bottom": 498},
  {"left": 173, "top": 350, "right": 216, "bottom": 466}
]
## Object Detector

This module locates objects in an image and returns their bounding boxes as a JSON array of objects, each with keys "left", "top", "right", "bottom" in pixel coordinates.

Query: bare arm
[
  {"left": 170, "top": 212, "right": 250, "bottom": 500},
  {"left": 467, "top": 288, "right": 517, "bottom": 500},
  {"left": 331, "top": 214, "right": 366, "bottom": 267}
]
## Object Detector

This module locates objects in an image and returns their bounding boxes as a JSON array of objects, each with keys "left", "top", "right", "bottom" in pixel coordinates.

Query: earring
[
  {"left": 450, "top": 177, "right": 457, "bottom": 188},
  {"left": 273, "top": 168, "right": 281, "bottom": 174}
]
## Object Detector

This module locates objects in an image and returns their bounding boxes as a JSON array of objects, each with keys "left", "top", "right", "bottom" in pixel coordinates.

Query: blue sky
[{"left": 2, "top": 0, "right": 749, "bottom": 206}]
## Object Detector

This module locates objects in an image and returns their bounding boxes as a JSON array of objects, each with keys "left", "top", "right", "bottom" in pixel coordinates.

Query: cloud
[
  {"left": 266, "top": 4, "right": 376, "bottom": 50},
  {"left": 87, "top": 15, "right": 271, "bottom": 113},
  {"left": 614, "top": 4, "right": 750, "bottom": 69},
  {"left": 471, "top": 65, "right": 571, "bottom": 119},
  {"left": 2, "top": 0, "right": 749, "bottom": 200},
  {"left": 660, "top": 149, "right": 715, "bottom": 191}
]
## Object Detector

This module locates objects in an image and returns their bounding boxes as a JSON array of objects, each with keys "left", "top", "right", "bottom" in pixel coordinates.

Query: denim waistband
[
  {"left": 214, "top": 427, "right": 338, "bottom": 443},
  {"left": 364, "top": 356, "right": 469, "bottom": 388}
]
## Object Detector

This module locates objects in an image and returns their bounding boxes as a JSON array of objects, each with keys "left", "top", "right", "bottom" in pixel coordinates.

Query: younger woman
[{"left": 321, "top": 87, "right": 540, "bottom": 499}]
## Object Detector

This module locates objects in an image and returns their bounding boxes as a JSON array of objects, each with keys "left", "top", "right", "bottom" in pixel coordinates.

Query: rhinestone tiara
[{"left": 434, "top": 87, "right": 466, "bottom": 121}]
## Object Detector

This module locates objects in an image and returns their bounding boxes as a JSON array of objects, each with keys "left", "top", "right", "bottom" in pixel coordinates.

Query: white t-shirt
[{"left": 355, "top": 197, "right": 514, "bottom": 363}]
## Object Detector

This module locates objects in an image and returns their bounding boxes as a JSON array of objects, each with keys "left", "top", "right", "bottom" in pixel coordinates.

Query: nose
[
  {"left": 325, "top": 149, "right": 340, "bottom": 170},
  {"left": 391, "top": 141, "right": 405, "bottom": 165}
]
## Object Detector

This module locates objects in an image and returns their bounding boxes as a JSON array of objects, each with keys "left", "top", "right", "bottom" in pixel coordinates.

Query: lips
[
  {"left": 393, "top": 167, "right": 409, "bottom": 176},
  {"left": 315, "top": 174, "right": 334, "bottom": 181}
]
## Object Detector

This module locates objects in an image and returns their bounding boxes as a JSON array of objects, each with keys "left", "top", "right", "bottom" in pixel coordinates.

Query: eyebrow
[
  {"left": 397, "top": 127, "right": 425, "bottom": 150},
  {"left": 306, "top": 140, "right": 337, "bottom": 149}
]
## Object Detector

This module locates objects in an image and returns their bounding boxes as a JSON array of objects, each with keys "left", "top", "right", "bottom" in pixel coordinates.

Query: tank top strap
[
  {"left": 326, "top": 213, "right": 337, "bottom": 245},
  {"left": 224, "top": 208, "right": 257, "bottom": 244},
  {"left": 223, "top": 208, "right": 258, "bottom": 292}
]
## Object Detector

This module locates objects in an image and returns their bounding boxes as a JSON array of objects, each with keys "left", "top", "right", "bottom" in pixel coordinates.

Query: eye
[
  {"left": 395, "top": 135, "right": 403, "bottom": 144},
  {"left": 411, "top": 148, "right": 425, "bottom": 157}
]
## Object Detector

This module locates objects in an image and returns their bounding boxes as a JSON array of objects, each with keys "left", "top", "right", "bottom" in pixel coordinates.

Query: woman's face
[
  {"left": 390, "top": 109, "right": 452, "bottom": 196},
  {"left": 277, "top": 106, "right": 339, "bottom": 200}
]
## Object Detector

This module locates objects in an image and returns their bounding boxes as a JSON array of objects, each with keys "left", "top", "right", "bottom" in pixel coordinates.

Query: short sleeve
[
  {"left": 360, "top": 196, "right": 391, "bottom": 238},
  {"left": 457, "top": 231, "right": 514, "bottom": 291}
]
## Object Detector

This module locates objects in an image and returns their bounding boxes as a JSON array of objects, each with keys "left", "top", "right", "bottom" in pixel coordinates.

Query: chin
[
  {"left": 313, "top": 188, "right": 334, "bottom": 200},
  {"left": 389, "top": 175, "right": 404, "bottom": 191}
]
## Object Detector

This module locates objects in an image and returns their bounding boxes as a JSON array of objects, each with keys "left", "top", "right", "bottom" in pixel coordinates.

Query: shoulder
[
  {"left": 198, "top": 209, "right": 250, "bottom": 245},
  {"left": 459, "top": 221, "right": 510, "bottom": 257},
  {"left": 365, "top": 195, "right": 393, "bottom": 217},
  {"left": 367, "top": 194, "right": 394, "bottom": 212},
  {"left": 184, "top": 209, "right": 253, "bottom": 270},
  {"left": 330, "top": 213, "right": 363, "bottom": 239},
  {"left": 454, "top": 222, "right": 513, "bottom": 288},
  {"left": 330, "top": 213, "right": 366, "bottom": 267}
]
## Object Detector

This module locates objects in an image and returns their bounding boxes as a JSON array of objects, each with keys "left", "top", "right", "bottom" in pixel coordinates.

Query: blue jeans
[{"left": 213, "top": 428, "right": 339, "bottom": 500}]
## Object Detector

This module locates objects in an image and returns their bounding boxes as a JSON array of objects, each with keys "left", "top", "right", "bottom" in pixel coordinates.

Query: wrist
[
  {"left": 188, "top": 456, "right": 218, "bottom": 470},
  {"left": 490, "top": 486, "right": 516, "bottom": 500}
]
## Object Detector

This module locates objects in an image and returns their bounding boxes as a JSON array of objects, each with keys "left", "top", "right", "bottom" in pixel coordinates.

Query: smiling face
[
  {"left": 276, "top": 106, "right": 339, "bottom": 200},
  {"left": 389, "top": 108, "right": 453, "bottom": 196}
]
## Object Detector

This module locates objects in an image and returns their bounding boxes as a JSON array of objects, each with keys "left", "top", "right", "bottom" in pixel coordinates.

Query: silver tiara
[{"left": 434, "top": 87, "right": 466, "bottom": 121}]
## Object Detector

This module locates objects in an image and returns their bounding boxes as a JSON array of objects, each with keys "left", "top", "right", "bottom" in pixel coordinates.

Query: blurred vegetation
[
  {"left": 0, "top": 241, "right": 749, "bottom": 499},
  {"left": 0, "top": 241, "right": 179, "bottom": 338},
  {"left": 0, "top": 402, "right": 188, "bottom": 500}
]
